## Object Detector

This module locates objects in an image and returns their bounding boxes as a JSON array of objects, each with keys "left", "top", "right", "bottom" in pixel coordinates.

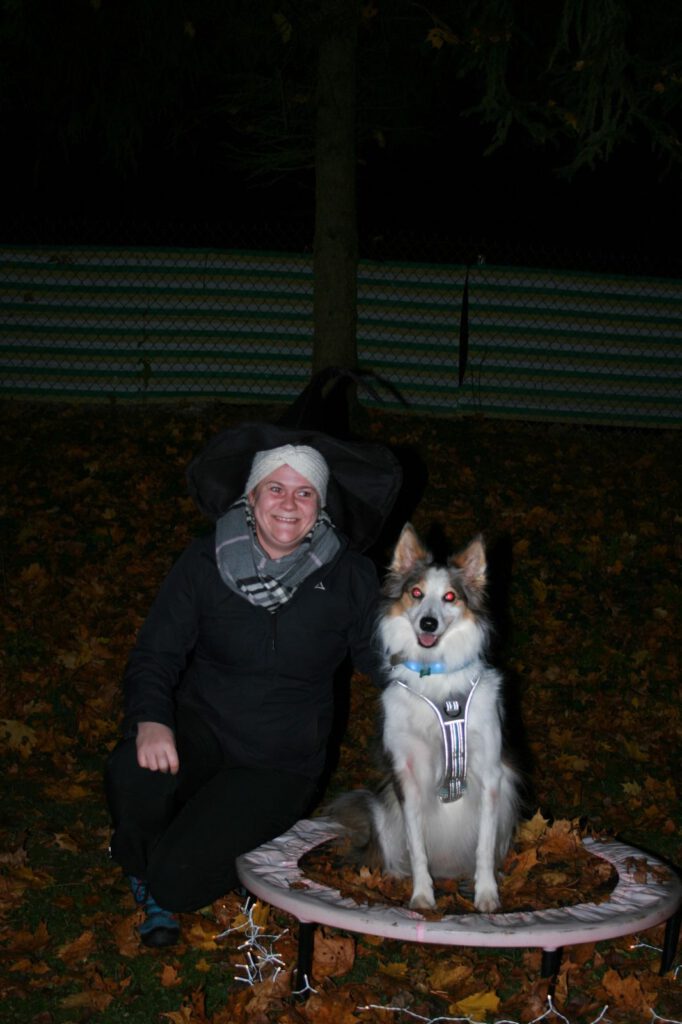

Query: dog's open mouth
[{"left": 417, "top": 633, "right": 439, "bottom": 648}]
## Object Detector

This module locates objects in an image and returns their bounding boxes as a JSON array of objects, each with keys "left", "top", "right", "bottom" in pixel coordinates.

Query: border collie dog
[{"left": 332, "top": 524, "right": 520, "bottom": 912}]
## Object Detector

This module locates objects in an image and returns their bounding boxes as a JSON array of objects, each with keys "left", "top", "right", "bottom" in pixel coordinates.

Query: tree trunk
[{"left": 312, "top": 0, "right": 359, "bottom": 375}]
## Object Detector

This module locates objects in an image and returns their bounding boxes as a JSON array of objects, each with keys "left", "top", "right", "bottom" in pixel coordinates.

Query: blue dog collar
[
  {"left": 401, "top": 658, "right": 477, "bottom": 678},
  {"left": 402, "top": 660, "right": 448, "bottom": 677}
]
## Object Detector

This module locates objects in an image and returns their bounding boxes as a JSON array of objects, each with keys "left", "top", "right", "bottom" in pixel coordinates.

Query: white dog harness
[{"left": 392, "top": 674, "right": 481, "bottom": 802}]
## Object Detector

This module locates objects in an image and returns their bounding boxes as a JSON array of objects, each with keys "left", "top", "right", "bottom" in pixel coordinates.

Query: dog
[{"left": 331, "top": 523, "right": 519, "bottom": 912}]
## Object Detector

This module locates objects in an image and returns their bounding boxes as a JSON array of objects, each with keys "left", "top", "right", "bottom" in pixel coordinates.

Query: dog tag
[
  {"left": 438, "top": 779, "right": 465, "bottom": 802},
  {"left": 444, "top": 699, "right": 461, "bottom": 718}
]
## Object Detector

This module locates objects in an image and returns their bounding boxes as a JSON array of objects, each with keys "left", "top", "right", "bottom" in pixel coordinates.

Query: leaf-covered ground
[{"left": 1, "top": 399, "right": 680, "bottom": 1024}]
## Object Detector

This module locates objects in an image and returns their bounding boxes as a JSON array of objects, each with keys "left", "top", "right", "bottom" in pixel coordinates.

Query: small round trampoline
[{"left": 236, "top": 816, "right": 681, "bottom": 985}]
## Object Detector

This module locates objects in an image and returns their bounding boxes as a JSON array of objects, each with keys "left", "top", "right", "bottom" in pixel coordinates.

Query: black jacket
[{"left": 122, "top": 530, "right": 381, "bottom": 780}]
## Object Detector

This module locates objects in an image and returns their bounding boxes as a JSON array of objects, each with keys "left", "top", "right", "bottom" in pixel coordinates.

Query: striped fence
[{"left": 1, "top": 245, "right": 680, "bottom": 427}]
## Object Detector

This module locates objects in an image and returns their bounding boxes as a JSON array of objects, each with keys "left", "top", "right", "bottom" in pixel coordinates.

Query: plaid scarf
[{"left": 215, "top": 498, "right": 340, "bottom": 612}]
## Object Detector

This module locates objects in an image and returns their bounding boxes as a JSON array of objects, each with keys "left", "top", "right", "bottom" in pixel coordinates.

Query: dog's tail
[{"left": 326, "top": 789, "right": 385, "bottom": 870}]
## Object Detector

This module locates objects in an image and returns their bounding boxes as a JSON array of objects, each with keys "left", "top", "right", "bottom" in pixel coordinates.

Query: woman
[{"left": 105, "top": 422, "right": 401, "bottom": 947}]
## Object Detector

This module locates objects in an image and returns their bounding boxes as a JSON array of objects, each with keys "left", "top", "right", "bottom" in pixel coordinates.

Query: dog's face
[
  {"left": 392, "top": 564, "right": 467, "bottom": 649},
  {"left": 381, "top": 524, "right": 488, "bottom": 658}
]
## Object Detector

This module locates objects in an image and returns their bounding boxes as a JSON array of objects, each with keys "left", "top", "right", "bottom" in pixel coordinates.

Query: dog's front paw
[
  {"left": 409, "top": 886, "right": 435, "bottom": 911},
  {"left": 473, "top": 886, "right": 500, "bottom": 913}
]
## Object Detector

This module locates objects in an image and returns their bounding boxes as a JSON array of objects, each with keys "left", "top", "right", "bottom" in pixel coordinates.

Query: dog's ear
[
  {"left": 391, "top": 523, "right": 430, "bottom": 574},
  {"left": 451, "top": 535, "right": 487, "bottom": 591}
]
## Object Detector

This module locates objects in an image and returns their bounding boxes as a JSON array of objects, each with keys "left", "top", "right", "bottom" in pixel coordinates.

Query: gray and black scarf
[{"left": 215, "top": 497, "right": 340, "bottom": 612}]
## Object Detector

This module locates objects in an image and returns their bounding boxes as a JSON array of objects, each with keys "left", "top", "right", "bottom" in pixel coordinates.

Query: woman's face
[{"left": 248, "top": 464, "right": 320, "bottom": 559}]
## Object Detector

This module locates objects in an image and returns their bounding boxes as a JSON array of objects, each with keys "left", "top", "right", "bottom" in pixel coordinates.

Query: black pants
[{"left": 104, "top": 712, "right": 318, "bottom": 912}]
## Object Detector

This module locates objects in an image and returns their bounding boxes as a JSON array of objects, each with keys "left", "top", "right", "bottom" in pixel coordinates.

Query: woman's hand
[{"left": 136, "top": 721, "right": 179, "bottom": 774}]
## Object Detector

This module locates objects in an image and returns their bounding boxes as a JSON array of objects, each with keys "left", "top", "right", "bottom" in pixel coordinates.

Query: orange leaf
[
  {"left": 313, "top": 930, "right": 355, "bottom": 979},
  {"left": 300, "top": 991, "right": 361, "bottom": 1023},
  {"left": 160, "top": 1008, "right": 193, "bottom": 1024},
  {"left": 56, "top": 929, "right": 97, "bottom": 963},
  {"left": 160, "top": 963, "right": 182, "bottom": 987},
  {"left": 601, "top": 968, "right": 648, "bottom": 1010},
  {"left": 0, "top": 719, "right": 37, "bottom": 758},
  {"left": 7, "top": 920, "right": 50, "bottom": 953},
  {"left": 112, "top": 913, "right": 141, "bottom": 958},
  {"left": 61, "top": 990, "right": 113, "bottom": 1011}
]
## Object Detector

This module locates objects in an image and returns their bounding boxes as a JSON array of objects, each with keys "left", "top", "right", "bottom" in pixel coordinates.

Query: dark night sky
[
  {"left": 11, "top": 128, "right": 676, "bottom": 256},
  {"left": 9, "top": 108, "right": 678, "bottom": 271},
  {"left": 5, "top": 8, "right": 679, "bottom": 274}
]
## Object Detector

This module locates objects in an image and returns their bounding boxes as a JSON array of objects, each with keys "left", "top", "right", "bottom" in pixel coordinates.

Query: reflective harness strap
[{"left": 393, "top": 674, "right": 481, "bottom": 802}]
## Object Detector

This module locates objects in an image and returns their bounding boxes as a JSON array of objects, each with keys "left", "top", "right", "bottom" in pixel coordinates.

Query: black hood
[{"left": 186, "top": 422, "right": 402, "bottom": 552}]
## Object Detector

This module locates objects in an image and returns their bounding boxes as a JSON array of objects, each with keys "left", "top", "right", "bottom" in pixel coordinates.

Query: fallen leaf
[
  {"left": 313, "top": 929, "right": 355, "bottom": 978},
  {"left": 451, "top": 988, "right": 501, "bottom": 1015},
  {"left": 61, "top": 990, "right": 113, "bottom": 1011},
  {"left": 429, "top": 961, "right": 473, "bottom": 990},
  {"left": 5, "top": 920, "right": 50, "bottom": 953},
  {"left": 53, "top": 831, "right": 81, "bottom": 853},
  {"left": 112, "top": 913, "right": 141, "bottom": 957},
  {"left": 0, "top": 719, "right": 37, "bottom": 758},
  {"left": 161, "top": 963, "right": 183, "bottom": 987},
  {"left": 56, "top": 929, "right": 97, "bottom": 963}
]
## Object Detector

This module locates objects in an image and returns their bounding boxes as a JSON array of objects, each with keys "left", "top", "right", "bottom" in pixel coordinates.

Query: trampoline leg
[
  {"left": 541, "top": 947, "right": 562, "bottom": 997},
  {"left": 660, "top": 906, "right": 681, "bottom": 975},
  {"left": 292, "top": 921, "right": 316, "bottom": 999}
]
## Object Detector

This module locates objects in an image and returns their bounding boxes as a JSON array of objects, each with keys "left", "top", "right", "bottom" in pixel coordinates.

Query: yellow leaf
[
  {"left": 451, "top": 989, "right": 500, "bottom": 1016},
  {"left": 230, "top": 899, "right": 269, "bottom": 932},
  {"left": 515, "top": 809, "right": 550, "bottom": 844},
  {"left": 184, "top": 916, "right": 220, "bottom": 951},
  {"left": 250, "top": 900, "right": 270, "bottom": 928},
  {"left": 531, "top": 577, "right": 548, "bottom": 603},
  {"left": 622, "top": 740, "right": 648, "bottom": 762},
  {"left": 380, "top": 960, "right": 409, "bottom": 977},
  {"left": 429, "top": 962, "right": 473, "bottom": 990}
]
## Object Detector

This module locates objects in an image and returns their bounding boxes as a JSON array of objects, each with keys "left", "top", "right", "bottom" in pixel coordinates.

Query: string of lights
[
  {"left": 216, "top": 898, "right": 288, "bottom": 987},
  {"left": 219, "top": 904, "right": 680, "bottom": 1023},
  {"left": 355, "top": 996, "right": 610, "bottom": 1024},
  {"left": 355, "top": 1000, "right": 682, "bottom": 1024}
]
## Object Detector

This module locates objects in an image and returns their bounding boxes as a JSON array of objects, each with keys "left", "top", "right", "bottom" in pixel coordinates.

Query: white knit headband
[{"left": 245, "top": 445, "right": 330, "bottom": 504}]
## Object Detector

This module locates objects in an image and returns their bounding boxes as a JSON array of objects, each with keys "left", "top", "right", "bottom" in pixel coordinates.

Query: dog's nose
[{"left": 420, "top": 616, "right": 438, "bottom": 633}]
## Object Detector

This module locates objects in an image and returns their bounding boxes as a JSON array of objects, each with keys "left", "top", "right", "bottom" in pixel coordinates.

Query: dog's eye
[
  {"left": 410, "top": 586, "right": 423, "bottom": 600},
  {"left": 443, "top": 591, "right": 457, "bottom": 603}
]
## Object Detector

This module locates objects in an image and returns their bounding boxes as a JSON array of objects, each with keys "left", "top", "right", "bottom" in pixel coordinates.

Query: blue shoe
[
  {"left": 129, "top": 875, "right": 148, "bottom": 906},
  {"left": 129, "top": 876, "right": 180, "bottom": 947}
]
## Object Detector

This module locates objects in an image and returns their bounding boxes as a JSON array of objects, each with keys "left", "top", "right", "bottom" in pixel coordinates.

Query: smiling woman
[
  {"left": 104, "top": 422, "right": 402, "bottom": 949},
  {"left": 250, "top": 465, "right": 320, "bottom": 558}
]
